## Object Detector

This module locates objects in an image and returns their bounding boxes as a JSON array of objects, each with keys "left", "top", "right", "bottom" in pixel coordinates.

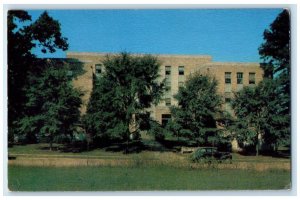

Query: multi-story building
[{"left": 67, "top": 52, "right": 264, "bottom": 125}]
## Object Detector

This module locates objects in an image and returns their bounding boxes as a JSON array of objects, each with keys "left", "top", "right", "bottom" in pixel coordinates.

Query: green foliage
[
  {"left": 258, "top": 9, "right": 290, "bottom": 127},
  {"left": 169, "top": 73, "right": 224, "bottom": 146},
  {"left": 8, "top": 10, "right": 69, "bottom": 143},
  {"left": 17, "top": 62, "right": 82, "bottom": 148},
  {"left": 259, "top": 9, "right": 290, "bottom": 78},
  {"left": 231, "top": 79, "right": 290, "bottom": 154},
  {"left": 84, "top": 52, "right": 164, "bottom": 143},
  {"left": 147, "top": 120, "right": 170, "bottom": 141},
  {"left": 233, "top": 10, "right": 291, "bottom": 154}
]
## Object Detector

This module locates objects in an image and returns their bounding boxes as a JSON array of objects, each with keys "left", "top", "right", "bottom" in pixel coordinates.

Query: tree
[
  {"left": 231, "top": 79, "right": 289, "bottom": 155},
  {"left": 257, "top": 9, "right": 291, "bottom": 152},
  {"left": 258, "top": 9, "right": 290, "bottom": 118},
  {"left": 83, "top": 52, "right": 164, "bottom": 146},
  {"left": 8, "top": 10, "right": 68, "bottom": 143},
  {"left": 259, "top": 9, "right": 290, "bottom": 79},
  {"left": 169, "top": 73, "right": 224, "bottom": 146},
  {"left": 17, "top": 61, "right": 82, "bottom": 150}
]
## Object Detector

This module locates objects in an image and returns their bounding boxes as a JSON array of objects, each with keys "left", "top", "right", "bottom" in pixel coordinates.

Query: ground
[{"left": 7, "top": 143, "right": 291, "bottom": 191}]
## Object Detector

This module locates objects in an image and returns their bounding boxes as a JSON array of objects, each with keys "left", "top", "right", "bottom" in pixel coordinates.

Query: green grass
[
  {"left": 8, "top": 165, "right": 290, "bottom": 191},
  {"left": 8, "top": 143, "right": 126, "bottom": 158},
  {"left": 8, "top": 143, "right": 290, "bottom": 164}
]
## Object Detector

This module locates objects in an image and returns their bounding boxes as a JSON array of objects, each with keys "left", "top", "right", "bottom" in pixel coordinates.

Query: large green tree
[
  {"left": 17, "top": 61, "right": 82, "bottom": 149},
  {"left": 231, "top": 79, "right": 289, "bottom": 155},
  {"left": 258, "top": 9, "right": 290, "bottom": 119},
  {"left": 257, "top": 9, "right": 290, "bottom": 153},
  {"left": 169, "top": 73, "right": 224, "bottom": 146},
  {"left": 83, "top": 53, "right": 164, "bottom": 146},
  {"left": 259, "top": 9, "right": 290, "bottom": 79},
  {"left": 8, "top": 10, "right": 68, "bottom": 142}
]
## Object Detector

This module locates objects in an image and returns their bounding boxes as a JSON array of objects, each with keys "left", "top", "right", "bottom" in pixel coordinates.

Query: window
[
  {"left": 225, "top": 72, "right": 231, "bottom": 84},
  {"left": 165, "top": 66, "right": 171, "bottom": 76},
  {"left": 249, "top": 73, "right": 256, "bottom": 84},
  {"left": 162, "top": 114, "right": 171, "bottom": 127},
  {"left": 178, "top": 81, "right": 184, "bottom": 87},
  {"left": 95, "top": 64, "right": 103, "bottom": 75},
  {"left": 237, "top": 72, "right": 243, "bottom": 84},
  {"left": 178, "top": 66, "right": 184, "bottom": 75},
  {"left": 165, "top": 80, "right": 171, "bottom": 91},
  {"left": 165, "top": 98, "right": 171, "bottom": 106},
  {"left": 224, "top": 92, "right": 231, "bottom": 103},
  {"left": 224, "top": 92, "right": 232, "bottom": 112},
  {"left": 66, "top": 70, "right": 73, "bottom": 80},
  {"left": 224, "top": 92, "right": 231, "bottom": 100},
  {"left": 66, "top": 70, "right": 73, "bottom": 77}
]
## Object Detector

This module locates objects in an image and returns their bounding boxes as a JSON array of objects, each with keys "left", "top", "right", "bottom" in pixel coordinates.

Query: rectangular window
[
  {"left": 178, "top": 81, "right": 184, "bottom": 87},
  {"left": 225, "top": 97, "right": 231, "bottom": 103},
  {"left": 165, "top": 66, "right": 171, "bottom": 76},
  {"left": 249, "top": 73, "right": 256, "bottom": 84},
  {"left": 165, "top": 80, "right": 171, "bottom": 91},
  {"left": 66, "top": 70, "right": 73, "bottom": 77},
  {"left": 162, "top": 114, "right": 171, "bottom": 127},
  {"left": 178, "top": 66, "right": 184, "bottom": 75},
  {"left": 237, "top": 72, "right": 243, "bottom": 84},
  {"left": 95, "top": 64, "right": 103, "bottom": 75},
  {"left": 224, "top": 92, "right": 231, "bottom": 98},
  {"left": 225, "top": 72, "right": 231, "bottom": 84},
  {"left": 165, "top": 98, "right": 171, "bottom": 106}
]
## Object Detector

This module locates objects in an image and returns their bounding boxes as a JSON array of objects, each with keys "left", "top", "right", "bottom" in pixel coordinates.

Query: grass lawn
[
  {"left": 8, "top": 165, "right": 290, "bottom": 191},
  {"left": 8, "top": 143, "right": 125, "bottom": 158},
  {"left": 8, "top": 143, "right": 290, "bottom": 161}
]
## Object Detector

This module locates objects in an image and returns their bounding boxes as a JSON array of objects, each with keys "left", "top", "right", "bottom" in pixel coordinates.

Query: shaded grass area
[
  {"left": 8, "top": 165, "right": 290, "bottom": 191},
  {"left": 8, "top": 143, "right": 290, "bottom": 164},
  {"left": 8, "top": 143, "right": 125, "bottom": 157}
]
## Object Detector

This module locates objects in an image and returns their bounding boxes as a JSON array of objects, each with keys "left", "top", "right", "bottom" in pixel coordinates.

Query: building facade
[{"left": 67, "top": 52, "right": 264, "bottom": 125}]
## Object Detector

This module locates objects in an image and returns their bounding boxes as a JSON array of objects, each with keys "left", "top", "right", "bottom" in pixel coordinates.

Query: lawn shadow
[
  {"left": 103, "top": 139, "right": 171, "bottom": 154},
  {"left": 238, "top": 149, "right": 291, "bottom": 159}
]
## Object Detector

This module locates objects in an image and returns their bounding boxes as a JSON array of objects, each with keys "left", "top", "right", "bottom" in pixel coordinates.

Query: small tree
[
  {"left": 84, "top": 52, "right": 164, "bottom": 147},
  {"left": 18, "top": 61, "right": 82, "bottom": 150},
  {"left": 169, "top": 73, "right": 224, "bottom": 146},
  {"left": 231, "top": 79, "right": 289, "bottom": 155}
]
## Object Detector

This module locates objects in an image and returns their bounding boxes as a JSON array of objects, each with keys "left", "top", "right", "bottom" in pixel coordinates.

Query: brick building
[{"left": 67, "top": 52, "right": 264, "bottom": 125}]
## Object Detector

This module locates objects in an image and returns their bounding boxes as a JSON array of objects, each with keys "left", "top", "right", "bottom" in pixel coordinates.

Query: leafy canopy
[
  {"left": 169, "top": 73, "right": 224, "bottom": 146},
  {"left": 8, "top": 10, "right": 69, "bottom": 142},
  {"left": 231, "top": 79, "right": 290, "bottom": 154},
  {"left": 18, "top": 61, "right": 82, "bottom": 147},
  {"left": 84, "top": 52, "right": 164, "bottom": 142},
  {"left": 259, "top": 9, "right": 290, "bottom": 77}
]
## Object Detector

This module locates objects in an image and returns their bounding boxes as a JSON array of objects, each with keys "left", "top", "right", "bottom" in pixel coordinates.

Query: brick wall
[{"left": 67, "top": 52, "right": 263, "bottom": 123}]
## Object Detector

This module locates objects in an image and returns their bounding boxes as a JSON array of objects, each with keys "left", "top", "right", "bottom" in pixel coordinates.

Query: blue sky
[{"left": 27, "top": 9, "right": 282, "bottom": 62}]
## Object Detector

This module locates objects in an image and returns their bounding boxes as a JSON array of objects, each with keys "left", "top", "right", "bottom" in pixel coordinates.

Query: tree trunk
[
  {"left": 256, "top": 143, "right": 259, "bottom": 156},
  {"left": 50, "top": 140, "right": 53, "bottom": 151},
  {"left": 256, "top": 133, "right": 259, "bottom": 156}
]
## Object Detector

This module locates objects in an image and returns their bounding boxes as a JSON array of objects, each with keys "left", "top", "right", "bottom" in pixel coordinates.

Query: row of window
[
  {"left": 96, "top": 64, "right": 256, "bottom": 86},
  {"left": 225, "top": 72, "right": 256, "bottom": 85},
  {"left": 165, "top": 66, "right": 185, "bottom": 76}
]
